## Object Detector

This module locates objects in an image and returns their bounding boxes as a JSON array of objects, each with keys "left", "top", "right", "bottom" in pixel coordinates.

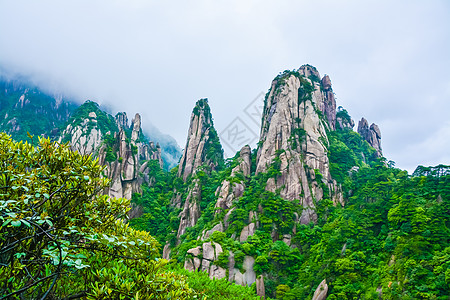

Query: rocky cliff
[
  {"left": 163, "top": 66, "right": 390, "bottom": 294},
  {"left": 357, "top": 117, "right": 383, "bottom": 157},
  {"left": 59, "top": 101, "right": 163, "bottom": 202},
  {"left": 177, "top": 99, "right": 224, "bottom": 181},
  {"left": 256, "top": 65, "right": 342, "bottom": 223},
  {"left": 170, "top": 66, "right": 351, "bottom": 288},
  {"left": 175, "top": 99, "right": 224, "bottom": 239}
]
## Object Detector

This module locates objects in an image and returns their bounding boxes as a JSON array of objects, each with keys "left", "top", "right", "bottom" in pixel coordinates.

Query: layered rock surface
[
  {"left": 184, "top": 242, "right": 226, "bottom": 280},
  {"left": 336, "top": 107, "right": 355, "bottom": 130},
  {"left": 215, "top": 145, "right": 251, "bottom": 216}
]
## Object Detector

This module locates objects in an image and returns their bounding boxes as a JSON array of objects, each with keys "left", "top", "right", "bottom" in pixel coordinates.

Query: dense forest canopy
[{"left": 1, "top": 68, "right": 449, "bottom": 299}]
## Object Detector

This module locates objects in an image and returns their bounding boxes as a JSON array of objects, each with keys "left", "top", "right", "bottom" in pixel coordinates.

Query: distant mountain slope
[
  {"left": 0, "top": 77, "right": 182, "bottom": 169},
  {"left": 0, "top": 79, "right": 76, "bottom": 142}
]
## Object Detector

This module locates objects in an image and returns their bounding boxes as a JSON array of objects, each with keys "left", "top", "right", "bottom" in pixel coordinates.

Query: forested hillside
[
  {"left": 0, "top": 78, "right": 182, "bottom": 168},
  {"left": 1, "top": 66, "right": 449, "bottom": 299},
  {"left": 128, "top": 66, "right": 450, "bottom": 299}
]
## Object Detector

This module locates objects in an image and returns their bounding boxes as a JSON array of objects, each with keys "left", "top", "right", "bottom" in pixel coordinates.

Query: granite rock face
[
  {"left": 228, "top": 255, "right": 257, "bottom": 286},
  {"left": 357, "top": 117, "right": 383, "bottom": 157},
  {"left": 0, "top": 80, "right": 75, "bottom": 140},
  {"left": 177, "top": 65, "right": 387, "bottom": 288},
  {"left": 320, "top": 74, "right": 337, "bottom": 130},
  {"left": 177, "top": 179, "right": 202, "bottom": 238},
  {"left": 312, "top": 279, "right": 329, "bottom": 300},
  {"left": 256, "top": 275, "right": 266, "bottom": 299},
  {"left": 214, "top": 145, "right": 251, "bottom": 215},
  {"left": 58, "top": 103, "right": 162, "bottom": 203},
  {"left": 336, "top": 107, "right": 355, "bottom": 130},
  {"left": 177, "top": 99, "right": 223, "bottom": 181},
  {"left": 175, "top": 99, "right": 224, "bottom": 238},
  {"left": 256, "top": 65, "right": 342, "bottom": 224}
]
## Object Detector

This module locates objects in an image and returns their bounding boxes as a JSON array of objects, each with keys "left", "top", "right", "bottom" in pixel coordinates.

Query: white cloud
[{"left": 0, "top": 0, "right": 449, "bottom": 170}]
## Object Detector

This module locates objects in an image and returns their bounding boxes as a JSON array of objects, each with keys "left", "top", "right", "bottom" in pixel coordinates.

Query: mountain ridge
[{"left": 2, "top": 65, "right": 450, "bottom": 299}]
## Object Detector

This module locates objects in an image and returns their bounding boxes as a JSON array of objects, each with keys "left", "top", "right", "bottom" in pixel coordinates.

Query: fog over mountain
[{"left": 0, "top": 0, "right": 449, "bottom": 172}]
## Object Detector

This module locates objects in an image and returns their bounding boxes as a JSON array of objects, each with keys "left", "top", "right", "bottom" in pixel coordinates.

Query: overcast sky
[{"left": 0, "top": 0, "right": 449, "bottom": 172}]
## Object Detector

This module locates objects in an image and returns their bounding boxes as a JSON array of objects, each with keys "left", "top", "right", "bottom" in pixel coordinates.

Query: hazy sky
[{"left": 1, "top": 0, "right": 449, "bottom": 172}]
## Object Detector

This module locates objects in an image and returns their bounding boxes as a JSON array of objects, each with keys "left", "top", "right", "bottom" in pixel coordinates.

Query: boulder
[{"left": 312, "top": 279, "right": 328, "bottom": 300}]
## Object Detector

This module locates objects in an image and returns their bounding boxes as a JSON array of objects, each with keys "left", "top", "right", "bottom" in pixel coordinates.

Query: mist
[{"left": 1, "top": 0, "right": 449, "bottom": 172}]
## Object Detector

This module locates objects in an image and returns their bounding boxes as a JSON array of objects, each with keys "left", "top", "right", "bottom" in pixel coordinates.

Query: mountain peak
[
  {"left": 256, "top": 67, "right": 342, "bottom": 223},
  {"left": 177, "top": 98, "right": 224, "bottom": 181}
]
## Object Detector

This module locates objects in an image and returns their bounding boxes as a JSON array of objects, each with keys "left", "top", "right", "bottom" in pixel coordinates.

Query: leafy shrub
[{"left": 0, "top": 134, "right": 194, "bottom": 299}]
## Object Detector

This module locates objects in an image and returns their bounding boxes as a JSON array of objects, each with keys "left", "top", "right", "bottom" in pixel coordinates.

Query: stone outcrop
[
  {"left": 184, "top": 242, "right": 226, "bottom": 280},
  {"left": 336, "top": 107, "right": 355, "bottom": 130},
  {"left": 177, "top": 180, "right": 202, "bottom": 238},
  {"left": 256, "top": 65, "right": 341, "bottom": 224},
  {"left": 61, "top": 115, "right": 103, "bottom": 156},
  {"left": 357, "top": 117, "right": 383, "bottom": 157},
  {"left": 175, "top": 99, "right": 224, "bottom": 238},
  {"left": 256, "top": 275, "right": 266, "bottom": 299},
  {"left": 312, "top": 279, "right": 328, "bottom": 300},
  {"left": 178, "top": 99, "right": 224, "bottom": 181},
  {"left": 239, "top": 222, "right": 256, "bottom": 242},
  {"left": 162, "top": 243, "right": 171, "bottom": 260},
  {"left": 201, "top": 222, "right": 224, "bottom": 240},
  {"left": 228, "top": 255, "right": 256, "bottom": 286},
  {"left": 177, "top": 66, "right": 387, "bottom": 290},
  {"left": 214, "top": 145, "right": 251, "bottom": 215},
  {"left": 320, "top": 75, "right": 336, "bottom": 130},
  {"left": 58, "top": 102, "right": 163, "bottom": 202}
]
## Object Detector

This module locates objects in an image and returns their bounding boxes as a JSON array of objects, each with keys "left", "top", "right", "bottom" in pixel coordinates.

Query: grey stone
[{"left": 312, "top": 279, "right": 328, "bottom": 300}]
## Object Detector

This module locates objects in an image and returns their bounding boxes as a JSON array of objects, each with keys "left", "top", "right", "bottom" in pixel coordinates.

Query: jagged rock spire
[
  {"left": 357, "top": 117, "right": 383, "bottom": 157},
  {"left": 321, "top": 75, "right": 337, "bottom": 130},
  {"left": 178, "top": 99, "right": 223, "bottom": 181},
  {"left": 59, "top": 103, "right": 163, "bottom": 202},
  {"left": 175, "top": 99, "right": 224, "bottom": 239},
  {"left": 215, "top": 145, "right": 251, "bottom": 215},
  {"left": 256, "top": 66, "right": 342, "bottom": 223},
  {"left": 115, "top": 112, "right": 128, "bottom": 129},
  {"left": 131, "top": 113, "right": 141, "bottom": 142}
]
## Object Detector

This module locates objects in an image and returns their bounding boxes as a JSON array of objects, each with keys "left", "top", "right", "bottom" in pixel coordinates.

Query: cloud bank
[{"left": 1, "top": 0, "right": 449, "bottom": 172}]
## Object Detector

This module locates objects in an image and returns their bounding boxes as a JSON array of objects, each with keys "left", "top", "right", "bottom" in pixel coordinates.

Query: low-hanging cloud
[{"left": 0, "top": 0, "right": 449, "bottom": 173}]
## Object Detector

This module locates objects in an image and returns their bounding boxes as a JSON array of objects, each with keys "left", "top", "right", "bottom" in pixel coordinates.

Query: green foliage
[
  {"left": 0, "top": 133, "right": 194, "bottom": 299},
  {"left": 168, "top": 263, "right": 261, "bottom": 299},
  {"left": 328, "top": 128, "right": 377, "bottom": 187},
  {"left": 297, "top": 76, "right": 314, "bottom": 103},
  {"left": 66, "top": 100, "right": 118, "bottom": 137},
  {"left": 205, "top": 127, "right": 225, "bottom": 170},
  {"left": 0, "top": 81, "right": 76, "bottom": 143},
  {"left": 129, "top": 159, "right": 178, "bottom": 246},
  {"left": 413, "top": 164, "right": 450, "bottom": 177},
  {"left": 336, "top": 108, "right": 352, "bottom": 130}
]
